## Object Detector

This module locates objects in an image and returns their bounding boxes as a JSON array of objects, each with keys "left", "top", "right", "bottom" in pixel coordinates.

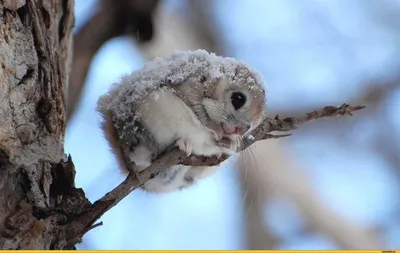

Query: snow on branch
[{"left": 65, "top": 103, "right": 365, "bottom": 241}]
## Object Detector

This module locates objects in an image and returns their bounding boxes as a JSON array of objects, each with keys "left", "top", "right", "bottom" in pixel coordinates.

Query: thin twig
[{"left": 64, "top": 103, "right": 365, "bottom": 240}]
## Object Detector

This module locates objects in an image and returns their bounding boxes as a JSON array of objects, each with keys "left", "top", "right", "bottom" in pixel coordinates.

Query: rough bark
[{"left": 0, "top": 0, "right": 85, "bottom": 249}]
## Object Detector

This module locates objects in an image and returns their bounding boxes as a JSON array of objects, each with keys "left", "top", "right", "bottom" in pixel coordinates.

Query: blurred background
[{"left": 65, "top": 0, "right": 400, "bottom": 250}]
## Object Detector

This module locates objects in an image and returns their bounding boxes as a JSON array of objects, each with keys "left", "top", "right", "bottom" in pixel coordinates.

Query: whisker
[
  {"left": 229, "top": 114, "right": 237, "bottom": 123},
  {"left": 204, "top": 103, "right": 231, "bottom": 121},
  {"left": 190, "top": 103, "right": 230, "bottom": 123},
  {"left": 239, "top": 146, "right": 260, "bottom": 218},
  {"left": 246, "top": 146, "right": 264, "bottom": 203},
  {"left": 236, "top": 135, "right": 251, "bottom": 150}
]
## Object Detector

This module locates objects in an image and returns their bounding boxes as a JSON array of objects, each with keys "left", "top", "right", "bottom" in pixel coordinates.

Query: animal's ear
[
  {"left": 204, "top": 77, "right": 228, "bottom": 99},
  {"left": 215, "top": 78, "right": 229, "bottom": 98}
]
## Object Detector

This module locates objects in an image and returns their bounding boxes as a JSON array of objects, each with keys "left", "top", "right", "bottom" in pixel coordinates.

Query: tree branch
[{"left": 64, "top": 103, "right": 365, "bottom": 241}]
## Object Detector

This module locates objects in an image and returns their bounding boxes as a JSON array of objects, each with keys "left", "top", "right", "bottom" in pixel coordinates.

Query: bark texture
[{"left": 0, "top": 0, "right": 85, "bottom": 249}]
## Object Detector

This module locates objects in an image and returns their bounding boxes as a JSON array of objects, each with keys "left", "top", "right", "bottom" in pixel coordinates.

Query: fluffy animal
[{"left": 97, "top": 50, "right": 266, "bottom": 193}]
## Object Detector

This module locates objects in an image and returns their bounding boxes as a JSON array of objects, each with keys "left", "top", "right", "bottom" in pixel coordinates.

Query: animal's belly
[{"left": 137, "top": 89, "right": 212, "bottom": 150}]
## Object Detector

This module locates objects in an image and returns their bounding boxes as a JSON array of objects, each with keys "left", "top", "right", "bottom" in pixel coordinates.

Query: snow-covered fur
[{"left": 97, "top": 49, "right": 267, "bottom": 193}]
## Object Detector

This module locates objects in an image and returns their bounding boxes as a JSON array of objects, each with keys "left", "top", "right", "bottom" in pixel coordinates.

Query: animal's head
[{"left": 203, "top": 67, "right": 266, "bottom": 140}]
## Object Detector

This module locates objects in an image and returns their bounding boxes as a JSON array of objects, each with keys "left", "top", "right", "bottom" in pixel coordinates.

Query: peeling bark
[{"left": 0, "top": 0, "right": 89, "bottom": 249}]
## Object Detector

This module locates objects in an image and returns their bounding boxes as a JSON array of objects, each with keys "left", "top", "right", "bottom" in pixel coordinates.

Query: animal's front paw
[
  {"left": 216, "top": 137, "right": 239, "bottom": 153},
  {"left": 176, "top": 138, "right": 193, "bottom": 156},
  {"left": 216, "top": 137, "right": 231, "bottom": 149},
  {"left": 210, "top": 128, "right": 224, "bottom": 141},
  {"left": 205, "top": 121, "right": 224, "bottom": 141}
]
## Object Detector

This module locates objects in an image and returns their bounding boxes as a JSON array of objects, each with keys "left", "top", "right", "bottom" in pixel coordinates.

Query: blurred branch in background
[
  {"left": 291, "top": 76, "right": 400, "bottom": 174},
  {"left": 244, "top": 140, "right": 384, "bottom": 249},
  {"left": 238, "top": 154, "right": 281, "bottom": 249},
  {"left": 67, "top": 0, "right": 160, "bottom": 122},
  {"left": 137, "top": 0, "right": 220, "bottom": 57}
]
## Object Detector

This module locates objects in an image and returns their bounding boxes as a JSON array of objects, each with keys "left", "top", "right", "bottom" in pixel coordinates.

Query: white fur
[
  {"left": 129, "top": 145, "right": 152, "bottom": 172},
  {"left": 98, "top": 50, "right": 267, "bottom": 194},
  {"left": 133, "top": 89, "right": 229, "bottom": 192},
  {"left": 142, "top": 165, "right": 221, "bottom": 193},
  {"left": 137, "top": 89, "right": 226, "bottom": 156},
  {"left": 143, "top": 165, "right": 191, "bottom": 193}
]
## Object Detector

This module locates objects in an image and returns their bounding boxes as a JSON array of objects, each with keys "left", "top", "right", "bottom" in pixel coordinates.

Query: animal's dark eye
[{"left": 230, "top": 92, "right": 247, "bottom": 110}]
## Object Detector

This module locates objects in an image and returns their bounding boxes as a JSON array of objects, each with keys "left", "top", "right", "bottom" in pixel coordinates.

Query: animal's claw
[{"left": 177, "top": 138, "right": 192, "bottom": 156}]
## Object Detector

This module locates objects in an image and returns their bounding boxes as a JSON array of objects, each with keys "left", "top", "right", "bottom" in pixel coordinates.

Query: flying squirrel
[{"left": 97, "top": 50, "right": 267, "bottom": 193}]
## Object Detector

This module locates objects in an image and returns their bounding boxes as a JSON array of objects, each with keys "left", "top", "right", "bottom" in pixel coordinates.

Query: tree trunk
[{"left": 0, "top": 0, "right": 85, "bottom": 249}]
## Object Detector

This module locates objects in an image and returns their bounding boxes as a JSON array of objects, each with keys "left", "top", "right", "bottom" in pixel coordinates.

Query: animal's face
[{"left": 202, "top": 77, "right": 266, "bottom": 140}]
